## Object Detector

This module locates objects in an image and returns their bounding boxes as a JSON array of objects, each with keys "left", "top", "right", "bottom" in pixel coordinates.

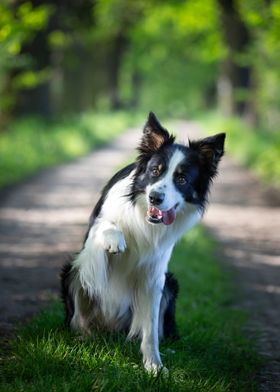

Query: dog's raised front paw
[{"left": 102, "top": 228, "right": 126, "bottom": 254}]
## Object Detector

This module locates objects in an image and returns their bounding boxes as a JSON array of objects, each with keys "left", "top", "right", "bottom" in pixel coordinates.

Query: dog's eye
[
  {"left": 151, "top": 167, "right": 160, "bottom": 177},
  {"left": 177, "top": 175, "right": 187, "bottom": 185}
]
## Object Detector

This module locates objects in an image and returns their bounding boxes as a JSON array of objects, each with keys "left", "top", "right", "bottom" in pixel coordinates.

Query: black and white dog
[{"left": 61, "top": 112, "right": 225, "bottom": 373}]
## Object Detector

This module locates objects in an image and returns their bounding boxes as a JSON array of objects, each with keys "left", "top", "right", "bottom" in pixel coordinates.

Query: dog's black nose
[{"left": 149, "top": 191, "right": 165, "bottom": 206}]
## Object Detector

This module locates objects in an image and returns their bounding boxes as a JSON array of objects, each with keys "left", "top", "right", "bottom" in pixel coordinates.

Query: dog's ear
[
  {"left": 138, "top": 112, "right": 175, "bottom": 155},
  {"left": 189, "top": 133, "right": 225, "bottom": 174}
]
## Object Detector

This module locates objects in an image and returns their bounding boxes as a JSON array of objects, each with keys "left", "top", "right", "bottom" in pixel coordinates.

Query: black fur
[
  {"left": 188, "top": 133, "right": 226, "bottom": 208},
  {"left": 138, "top": 112, "right": 175, "bottom": 158},
  {"left": 163, "top": 272, "right": 179, "bottom": 339},
  {"left": 60, "top": 261, "right": 75, "bottom": 326},
  {"left": 83, "top": 163, "right": 136, "bottom": 244}
]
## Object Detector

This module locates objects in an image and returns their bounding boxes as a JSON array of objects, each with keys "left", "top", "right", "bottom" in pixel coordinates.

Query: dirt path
[
  {"left": 0, "top": 121, "right": 279, "bottom": 390},
  {"left": 204, "top": 164, "right": 280, "bottom": 391},
  {"left": 0, "top": 127, "right": 139, "bottom": 337}
]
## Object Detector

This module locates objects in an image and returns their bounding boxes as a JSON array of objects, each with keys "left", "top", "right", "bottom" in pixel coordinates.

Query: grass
[
  {"left": 0, "top": 111, "right": 143, "bottom": 189},
  {"left": 0, "top": 225, "right": 260, "bottom": 392},
  {"left": 199, "top": 112, "right": 280, "bottom": 188}
]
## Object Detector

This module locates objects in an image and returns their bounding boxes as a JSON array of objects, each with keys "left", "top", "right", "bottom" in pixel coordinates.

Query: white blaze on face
[{"left": 146, "top": 149, "right": 186, "bottom": 215}]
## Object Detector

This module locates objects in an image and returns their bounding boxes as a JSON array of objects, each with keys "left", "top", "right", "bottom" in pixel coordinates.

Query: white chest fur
[{"left": 73, "top": 172, "right": 201, "bottom": 326}]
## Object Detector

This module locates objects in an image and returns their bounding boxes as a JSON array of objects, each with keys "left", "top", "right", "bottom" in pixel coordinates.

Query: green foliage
[
  {"left": 94, "top": 0, "right": 146, "bottom": 38},
  {"left": 239, "top": 0, "right": 280, "bottom": 129},
  {"left": 0, "top": 111, "right": 142, "bottom": 189},
  {"left": 0, "top": 226, "right": 260, "bottom": 391},
  {"left": 111, "top": 0, "right": 280, "bottom": 123},
  {"left": 0, "top": 1, "right": 50, "bottom": 58},
  {"left": 13, "top": 68, "right": 50, "bottom": 89},
  {"left": 1, "top": 0, "right": 280, "bottom": 133},
  {"left": 200, "top": 112, "right": 280, "bottom": 188},
  {"left": 0, "top": 1, "right": 52, "bottom": 112},
  {"left": 120, "top": 0, "right": 224, "bottom": 117}
]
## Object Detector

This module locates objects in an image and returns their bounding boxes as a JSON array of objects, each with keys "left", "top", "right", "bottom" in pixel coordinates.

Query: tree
[
  {"left": 217, "top": 0, "right": 253, "bottom": 119},
  {"left": 124, "top": 0, "right": 224, "bottom": 116},
  {"left": 16, "top": 0, "right": 97, "bottom": 117},
  {"left": 0, "top": 1, "right": 51, "bottom": 122},
  {"left": 94, "top": 0, "right": 146, "bottom": 110}
]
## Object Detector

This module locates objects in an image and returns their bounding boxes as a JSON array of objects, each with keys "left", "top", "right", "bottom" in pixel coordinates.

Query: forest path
[
  {"left": 176, "top": 121, "right": 280, "bottom": 392},
  {"left": 0, "top": 121, "right": 279, "bottom": 390}
]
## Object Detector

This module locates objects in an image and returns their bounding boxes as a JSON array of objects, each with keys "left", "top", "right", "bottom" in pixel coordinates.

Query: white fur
[
  {"left": 146, "top": 149, "right": 186, "bottom": 213},
  {"left": 70, "top": 159, "right": 202, "bottom": 372}
]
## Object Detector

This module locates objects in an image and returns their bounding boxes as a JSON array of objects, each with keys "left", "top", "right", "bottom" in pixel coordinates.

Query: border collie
[{"left": 61, "top": 112, "right": 225, "bottom": 373}]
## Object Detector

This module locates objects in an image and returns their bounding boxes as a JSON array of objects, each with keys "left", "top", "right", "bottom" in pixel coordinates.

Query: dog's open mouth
[{"left": 146, "top": 205, "right": 178, "bottom": 225}]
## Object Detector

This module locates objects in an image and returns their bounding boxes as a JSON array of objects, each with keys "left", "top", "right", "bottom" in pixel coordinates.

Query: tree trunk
[
  {"left": 15, "top": 0, "right": 53, "bottom": 118},
  {"left": 108, "top": 34, "right": 128, "bottom": 110},
  {"left": 217, "top": 0, "right": 254, "bottom": 119},
  {"left": 129, "top": 70, "right": 141, "bottom": 109}
]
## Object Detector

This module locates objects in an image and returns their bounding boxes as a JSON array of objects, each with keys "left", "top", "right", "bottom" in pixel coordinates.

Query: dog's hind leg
[
  {"left": 61, "top": 262, "right": 93, "bottom": 335},
  {"left": 61, "top": 262, "right": 75, "bottom": 326},
  {"left": 159, "top": 272, "right": 179, "bottom": 340},
  {"left": 70, "top": 284, "right": 93, "bottom": 336}
]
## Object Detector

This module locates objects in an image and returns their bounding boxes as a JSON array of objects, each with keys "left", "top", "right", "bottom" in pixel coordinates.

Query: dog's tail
[{"left": 60, "top": 261, "right": 75, "bottom": 326}]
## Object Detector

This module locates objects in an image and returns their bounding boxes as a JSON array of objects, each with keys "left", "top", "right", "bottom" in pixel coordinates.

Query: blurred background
[
  {"left": 0, "top": 0, "right": 279, "bottom": 189},
  {"left": 0, "top": 5, "right": 280, "bottom": 386}
]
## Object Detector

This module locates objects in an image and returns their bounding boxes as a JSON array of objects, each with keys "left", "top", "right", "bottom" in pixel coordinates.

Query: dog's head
[{"left": 132, "top": 112, "right": 225, "bottom": 225}]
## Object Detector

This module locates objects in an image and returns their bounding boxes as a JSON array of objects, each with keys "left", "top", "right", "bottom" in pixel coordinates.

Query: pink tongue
[{"left": 162, "top": 208, "right": 176, "bottom": 225}]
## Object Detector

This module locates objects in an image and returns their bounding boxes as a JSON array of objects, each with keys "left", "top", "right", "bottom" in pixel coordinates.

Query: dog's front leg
[
  {"left": 140, "top": 277, "right": 167, "bottom": 374},
  {"left": 95, "top": 220, "right": 126, "bottom": 254}
]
